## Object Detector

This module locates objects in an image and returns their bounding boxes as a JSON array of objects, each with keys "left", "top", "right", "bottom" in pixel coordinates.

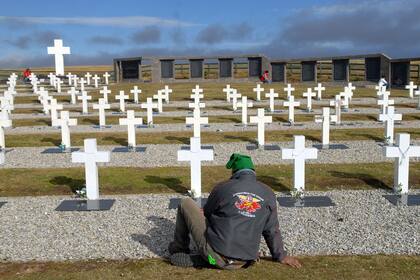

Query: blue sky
[{"left": 0, "top": 0, "right": 419, "bottom": 67}]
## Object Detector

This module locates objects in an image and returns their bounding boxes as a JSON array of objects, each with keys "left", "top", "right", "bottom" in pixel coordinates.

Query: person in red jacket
[
  {"left": 23, "top": 68, "right": 31, "bottom": 82},
  {"left": 260, "top": 70, "right": 271, "bottom": 84}
]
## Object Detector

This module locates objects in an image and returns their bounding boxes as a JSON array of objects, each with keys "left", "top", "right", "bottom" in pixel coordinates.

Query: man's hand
[{"left": 281, "top": 256, "right": 302, "bottom": 268}]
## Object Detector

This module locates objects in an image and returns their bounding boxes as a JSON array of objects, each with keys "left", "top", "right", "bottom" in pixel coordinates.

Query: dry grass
[
  {"left": 0, "top": 255, "right": 419, "bottom": 280},
  {"left": 0, "top": 162, "right": 419, "bottom": 197}
]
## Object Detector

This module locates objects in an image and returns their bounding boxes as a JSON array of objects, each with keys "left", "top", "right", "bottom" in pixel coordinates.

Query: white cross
[
  {"left": 223, "top": 84, "right": 233, "bottom": 102},
  {"left": 130, "top": 86, "right": 142, "bottom": 104},
  {"left": 72, "top": 139, "right": 110, "bottom": 200},
  {"left": 153, "top": 90, "right": 165, "bottom": 113},
  {"left": 103, "top": 72, "right": 111, "bottom": 85},
  {"left": 119, "top": 110, "right": 143, "bottom": 147},
  {"left": 265, "top": 89, "right": 279, "bottom": 112},
  {"left": 56, "top": 78, "right": 63, "bottom": 93},
  {"left": 250, "top": 108, "right": 272, "bottom": 146},
  {"left": 116, "top": 90, "right": 129, "bottom": 112},
  {"left": 85, "top": 72, "right": 92, "bottom": 85},
  {"left": 177, "top": 137, "right": 213, "bottom": 198},
  {"left": 339, "top": 88, "right": 352, "bottom": 110},
  {"left": 303, "top": 88, "right": 316, "bottom": 111},
  {"left": 141, "top": 97, "right": 158, "bottom": 125},
  {"left": 48, "top": 73, "right": 55, "bottom": 86},
  {"left": 0, "top": 110, "right": 12, "bottom": 149},
  {"left": 329, "top": 95, "right": 342, "bottom": 125},
  {"left": 52, "top": 110, "right": 77, "bottom": 149},
  {"left": 315, "top": 107, "right": 332, "bottom": 147},
  {"left": 384, "top": 133, "right": 420, "bottom": 194},
  {"left": 92, "top": 75, "right": 100, "bottom": 88},
  {"left": 79, "top": 78, "right": 86, "bottom": 91},
  {"left": 78, "top": 91, "right": 92, "bottom": 114},
  {"left": 73, "top": 75, "right": 79, "bottom": 89},
  {"left": 314, "top": 83, "right": 325, "bottom": 100},
  {"left": 284, "top": 83, "right": 295, "bottom": 99},
  {"left": 253, "top": 84, "right": 264, "bottom": 101},
  {"left": 377, "top": 90, "right": 393, "bottom": 115},
  {"left": 415, "top": 89, "right": 420, "bottom": 110},
  {"left": 100, "top": 86, "right": 111, "bottom": 104},
  {"left": 47, "top": 39, "right": 70, "bottom": 76},
  {"left": 237, "top": 96, "right": 253, "bottom": 125},
  {"left": 189, "top": 98, "right": 205, "bottom": 111},
  {"left": 93, "top": 98, "right": 111, "bottom": 127},
  {"left": 162, "top": 85, "right": 172, "bottom": 104},
  {"left": 283, "top": 95, "right": 300, "bottom": 123},
  {"left": 347, "top": 82, "right": 356, "bottom": 93},
  {"left": 230, "top": 89, "right": 242, "bottom": 111},
  {"left": 3, "top": 90, "right": 14, "bottom": 106},
  {"left": 66, "top": 73, "right": 73, "bottom": 86},
  {"left": 405, "top": 81, "right": 417, "bottom": 98},
  {"left": 375, "top": 85, "right": 386, "bottom": 95},
  {"left": 191, "top": 85, "right": 203, "bottom": 102},
  {"left": 281, "top": 135, "right": 318, "bottom": 192},
  {"left": 68, "top": 87, "right": 79, "bottom": 105},
  {"left": 45, "top": 98, "right": 63, "bottom": 125},
  {"left": 0, "top": 97, "right": 14, "bottom": 115},
  {"left": 186, "top": 108, "right": 208, "bottom": 138},
  {"left": 379, "top": 106, "right": 402, "bottom": 144}
]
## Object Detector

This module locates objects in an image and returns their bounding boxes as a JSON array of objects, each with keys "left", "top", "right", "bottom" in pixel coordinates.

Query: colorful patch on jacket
[{"left": 233, "top": 192, "right": 264, "bottom": 217}]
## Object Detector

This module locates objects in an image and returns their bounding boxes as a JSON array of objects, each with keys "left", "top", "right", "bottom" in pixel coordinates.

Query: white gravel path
[{"left": 0, "top": 190, "right": 418, "bottom": 261}]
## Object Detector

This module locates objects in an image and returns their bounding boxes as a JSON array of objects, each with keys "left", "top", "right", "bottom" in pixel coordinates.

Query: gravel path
[
  {"left": 0, "top": 190, "right": 418, "bottom": 261},
  {"left": 5, "top": 120, "right": 420, "bottom": 135},
  {"left": 1, "top": 140, "right": 419, "bottom": 169}
]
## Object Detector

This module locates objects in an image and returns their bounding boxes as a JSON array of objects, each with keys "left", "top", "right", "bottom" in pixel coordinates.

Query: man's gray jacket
[{"left": 203, "top": 169, "right": 287, "bottom": 261}]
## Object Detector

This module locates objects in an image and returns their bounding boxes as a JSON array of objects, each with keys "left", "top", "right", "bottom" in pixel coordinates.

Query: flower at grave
[
  {"left": 75, "top": 187, "right": 87, "bottom": 198},
  {"left": 383, "top": 136, "right": 391, "bottom": 146},
  {"left": 290, "top": 188, "right": 304, "bottom": 199},
  {"left": 395, "top": 183, "right": 403, "bottom": 194},
  {"left": 59, "top": 143, "right": 66, "bottom": 151}
]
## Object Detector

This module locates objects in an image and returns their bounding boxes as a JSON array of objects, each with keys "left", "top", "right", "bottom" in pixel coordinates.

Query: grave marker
[
  {"left": 93, "top": 98, "right": 111, "bottom": 127},
  {"left": 186, "top": 108, "right": 208, "bottom": 138},
  {"left": 78, "top": 91, "right": 92, "bottom": 114},
  {"left": 52, "top": 110, "right": 77, "bottom": 149},
  {"left": 265, "top": 89, "right": 279, "bottom": 112},
  {"left": 92, "top": 75, "right": 100, "bottom": 88},
  {"left": 253, "top": 84, "right": 264, "bottom": 101},
  {"left": 162, "top": 85, "right": 172, "bottom": 104},
  {"left": 379, "top": 106, "right": 402, "bottom": 144},
  {"left": 100, "top": 86, "right": 111, "bottom": 104},
  {"left": 85, "top": 72, "right": 92, "bottom": 85},
  {"left": 153, "top": 90, "right": 165, "bottom": 113},
  {"left": 130, "top": 86, "right": 141, "bottom": 104},
  {"left": 281, "top": 135, "right": 318, "bottom": 192},
  {"left": 177, "top": 137, "right": 213, "bottom": 198},
  {"left": 119, "top": 110, "right": 143, "bottom": 147},
  {"left": 141, "top": 97, "right": 158, "bottom": 125},
  {"left": 237, "top": 96, "right": 253, "bottom": 125},
  {"left": 103, "top": 72, "right": 111, "bottom": 85},
  {"left": 230, "top": 89, "right": 241, "bottom": 111},
  {"left": 250, "top": 108, "right": 272, "bottom": 146},
  {"left": 116, "top": 90, "right": 129, "bottom": 112},
  {"left": 68, "top": 87, "right": 79, "bottom": 105},
  {"left": 284, "top": 84, "right": 295, "bottom": 99},
  {"left": 46, "top": 98, "right": 63, "bottom": 124},
  {"left": 0, "top": 110, "right": 12, "bottom": 149},
  {"left": 384, "top": 133, "right": 420, "bottom": 194},
  {"left": 283, "top": 95, "right": 300, "bottom": 123},
  {"left": 223, "top": 84, "right": 233, "bottom": 102},
  {"left": 47, "top": 39, "right": 70, "bottom": 75},
  {"left": 405, "top": 81, "right": 417, "bottom": 98},
  {"left": 314, "top": 83, "right": 325, "bottom": 100},
  {"left": 303, "top": 88, "right": 316, "bottom": 112},
  {"left": 72, "top": 139, "right": 110, "bottom": 200}
]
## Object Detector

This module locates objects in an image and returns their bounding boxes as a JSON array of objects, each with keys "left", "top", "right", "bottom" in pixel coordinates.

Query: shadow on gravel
[
  {"left": 50, "top": 176, "right": 85, "bottom": 193},
  {"left": 102, "top": 136, "right": 128, "bottom": 146},
  {"left": 41, "top": 137, "right": 61, "bottom": 146},
  {"left": 165, "top": 136, "right": 189, "bottom": 144},
  {"left": 329, "top": 171, "right": 390, "bottom": 190},
  {"left": 347, "top": 133, "right": 382, "bottom": 142},
  {"left": 258, "top": 176, "right": 289, "bottom": 192},
  {"left": 144, "top": 176, "right": 187, "bottom": 193},
  {"left": 131, "top": 216, "right": 175, "bottom": 258}
]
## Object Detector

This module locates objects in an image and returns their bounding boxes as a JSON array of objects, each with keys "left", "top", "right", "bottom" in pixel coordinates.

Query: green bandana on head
[{"left": 226, "top": 153, "right": 255, "bottom": 173}]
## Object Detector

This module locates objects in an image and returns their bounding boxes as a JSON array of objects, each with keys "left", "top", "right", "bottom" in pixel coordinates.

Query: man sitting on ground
[
  {"left": 169, "top": 153, "right": 301, "bottom": 269},
  {"left": 260, "top": 70, "right": 271, "bottom": 84}
]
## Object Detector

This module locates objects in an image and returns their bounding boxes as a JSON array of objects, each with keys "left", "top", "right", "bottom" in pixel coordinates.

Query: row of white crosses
[{"left": 187, "top": 85, "right": 208, "bottom": 138}]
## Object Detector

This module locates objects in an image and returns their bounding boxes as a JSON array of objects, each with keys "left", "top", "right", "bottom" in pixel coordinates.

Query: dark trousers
[{"left": 172, "top": 198, "right": 247, "bottom": 269}]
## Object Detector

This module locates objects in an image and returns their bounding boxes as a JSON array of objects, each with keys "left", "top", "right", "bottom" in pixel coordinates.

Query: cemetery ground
[{"left": 1, "top": 80, "right": 420, "bottom": 279}]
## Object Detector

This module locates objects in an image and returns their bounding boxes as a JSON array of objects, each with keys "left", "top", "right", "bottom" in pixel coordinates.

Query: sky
[{"left": 0, "top": 0, "right": 419, "bottom": 67}]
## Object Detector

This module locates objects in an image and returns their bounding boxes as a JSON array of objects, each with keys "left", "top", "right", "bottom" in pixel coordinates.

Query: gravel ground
[
  {"left": 5, "top": 120, "right": 420, "bottom": 135},
  {"left": 1, "top": 140, "right": 419, "bottom": 169},
  {"left": 0, "top": 190, "right": 418, "bottom": 261}
]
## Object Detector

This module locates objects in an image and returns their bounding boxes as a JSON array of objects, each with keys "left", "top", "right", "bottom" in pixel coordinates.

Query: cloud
[
  {"left": 171, "top": 29, "right": 186, "bottom": 44},
  {"left": 132, "top": 26, "right": 161, "bottom": 44},
  {"left": 262, "top": 0, "right": 420, "bottom": 58},
  {"left": 2, "top": 30, "right": 61, "bottom": 49},
  {"left": 4, "top": 36, "right": 31, "bottom": 49},
  {"left": 0, "top": 16, "right": 199, "bottom": 28},
  {"left": 89, "top": 36, "right": 122, "bottom": 45},
  {"left": 196, "top": 23, "right": 254, "bottom": 44},
  {"left": 34, "top": 31, "right": 61, "bottom": 45}
]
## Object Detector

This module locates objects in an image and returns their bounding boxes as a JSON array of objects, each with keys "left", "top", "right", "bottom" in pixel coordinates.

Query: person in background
[
  {"left": 260, "top": 70, "right": 271, "bottom": 84},
  {"left": 378, "top": 75, "right": 388, "bottom": 89},
  {"left": 23, "top": 68, "right": 31, "bottom": 82}
]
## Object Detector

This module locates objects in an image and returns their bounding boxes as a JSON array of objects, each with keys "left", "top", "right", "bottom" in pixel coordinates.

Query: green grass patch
[
  {"left": 0, "top": 163, "right": 419, "bottom": 197},
  {"left": 0, "top": 255, "right": 419, "bottom": 280}
]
